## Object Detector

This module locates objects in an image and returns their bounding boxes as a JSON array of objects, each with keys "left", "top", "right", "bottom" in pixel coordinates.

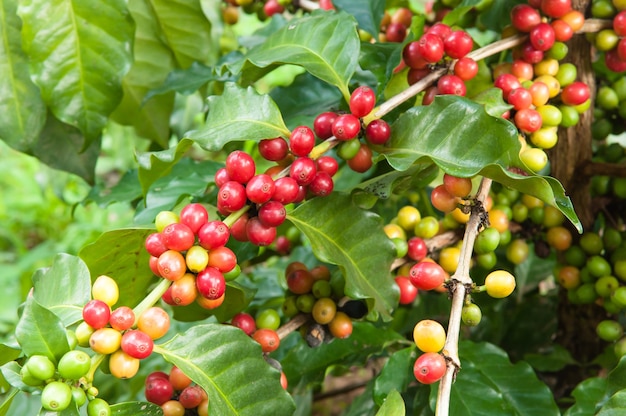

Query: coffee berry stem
[
  {"left": 132, "top": 278, "right": 172, "bottom": 327},
  {"left": 222, "top": 205, "right": 251, "bottom": 228},
  {"left": 85, "top": 353, "right": 105, "bottom": 384},
  {"left": 297, "top": 0, "right": 320, "bottom": 11},
  {"left": 435, "top": 177, "right": 492, "bottom": 416},
  {"left": 276, "top": 313, "right": 310, "bottom": 340}
]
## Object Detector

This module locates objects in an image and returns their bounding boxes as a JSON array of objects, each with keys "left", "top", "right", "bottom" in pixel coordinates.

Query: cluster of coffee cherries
[
  {"left": 221, "top": 0, "right": 334, "bottom": 24},
  {"left": 281, "top": 262, "right": 356, "bottom": 345},
  {"left": 20, "top": 350, "right": 109, "bottom": 414},
  {"left": 401, "top": 21, "right": 477, "bottom": 98},
  {"left": 313, "top": 85, "right": 391, "bottom": 173},
  {"left": 75, "top": 276, "right": 169, "bottom": 379},
  {"left": 145, "top": 203, "right": 238, "bottom": 310},
  {"left": 589, "top": 4, "right": 626, "bottom": 72},
  {"left": 145, "top": 366, "right": 209, "bottom": 416}
]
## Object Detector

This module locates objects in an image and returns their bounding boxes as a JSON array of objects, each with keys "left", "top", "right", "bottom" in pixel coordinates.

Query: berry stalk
[{"left": 132, "top": 278, "right": 173, "bottom": 327}]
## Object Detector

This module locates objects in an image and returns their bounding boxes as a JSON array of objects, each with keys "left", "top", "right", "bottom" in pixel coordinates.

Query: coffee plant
[{"left": 3, "top": 0, "right": 626, "bottom": 414}]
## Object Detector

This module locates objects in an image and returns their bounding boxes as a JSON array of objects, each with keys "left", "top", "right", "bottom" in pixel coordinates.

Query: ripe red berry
[
  {"left": 207, "top": 246, "right": 237, "bottom": 273},
  {"left": 530, "top": 22, "right": 555, "bottom": 51},
  {"left": 109, "top": 306, "right": 135, "bottom": 331},
  {"left": 273, "top": 176, "right": 301, "bottom": 204},
  {"left": 316, "top": 156, "right": 339, "bottom": 176},
  {"left": 427, "top": 22, "right": 451, "bottom": 41},
  {"left": 365, "top": 119, "right": 391, "bottom": 145},
  {"left": 144, "top": 232, "right": 167, "bottom": 257},
  {"left": 162, "top": 222, "right": 195, "bottom": 252},
  {"left": 231, "top": 312, "right": 257, "bottom": 336},
  {"left": 403, "top": 41, "right": 429, "bottom": 69},
  {"left": 290, "top": 126, "right": 316, "bottom": 157},
  {"left": 263, "top": 0, "right": 284, "bottom": 17},
  {"left": 197, "top": 220, "right": 230, "bottom": 250},
  {"left": 409, "top": 261, "right": 447, "bottom": 291},
  {"left": 407, "top": 67, "right": 431, "bottom": 85},
  {"left": 540, "top": 0, "right": 571, "bottom": 19},
  {"left": 418, "top": 33, "right": 445, "bottom": 63},
  {"left": 514, "top": 108, "right": 543, "bottom": 133},
  {"left": 396, "top": 276, "right": 418, "bottom": 305},
  {"left": 179, "top": 385, "right": 205, "bottom": 409},
  {"left": 430, "top": 184, "right": 458, "bottom": 213},
  {"left": 494, "top": 74, "right": 522, "bottom": 100},
  {"left": 453, "top": 57, "right": 478, "bottom": 81},
  {"left": 561, "top": 81, "right": 590, "bottom": 106},
  {"left": 214, "top": 167, "right": 230, "bottom": 187},
  {"left": 259, "top": 137, "right": 289, "bottom": 161},
  {"left": 246, "top": 217, "right": 277, "bottom": 246},
  {"left": 179, "top": 203, "right": 209, "bottom": 235},
  {"left": 196, "top": 267, "right": 226, "bottom": 300},
  {"left": 289, "top": 157, "right": 317, "bottom": 186},
  {"left": 407, "top": 237, "right": 428, "bottom": 261},
  {"left": 507, "top": 88, "right": 533, "bottom": 111},
  {"left": 332, "top": 114, "right": 361, "bottom": 141},
  {"left": 551, "top": 19, "right": 573, "bottom": 42},
  {"left": 246, "top": 174, "right": 276, "bottom": 204},
  {"left": 386, "top": 22, "right": 407, "bottom": 43},
  {"left": 510, "top": 4, "right": 541, "bottom": 32},
  {"left": 217, "top": 181, "right": 247, "bottom": 213},
  {"left": 614, "top": 11, "right": 626, "bottom": 36},
  {"left": 313, "top": 112, "right": 337, "bottom": 140},
  {"left": 121, "top": 330, "right": 154, "bottom": 359},
  {"left": 437, "top": 75, "right": 466, "bottom": 96},
  {"left": 308, "top": 171, "right": 334, "bottom": 197},
  {"left": 605, "top": 49, "right": 626, "bottom": 73},
  {"left": 82, "top": 300, "right": 111, "bottom": 329},
  {"left": 225, "top": 150, "right": 255, "bottom": 184},
  {"left": 258, "top": 201, "right": 287, "bottom": 227},
  {"left": 252, "top": 328, "right": 280, "bottom": 353},
  {"left": 347, "top": 143, "right": 373, "bottom": 173},
  {"left": 414, "top": 352, "right": 447, "bottom": 384},
  {"left": 443, "top": 30, "right": 473, "bottom": 59},
  {"left": 520, "top": 42, "right": 544, "bottom": 64},
  {"left": 349, "top": 86, "right": 376, "bottom": 118},
  {"left": 145, "top": 377, "right": 174, "bottom": 405}
]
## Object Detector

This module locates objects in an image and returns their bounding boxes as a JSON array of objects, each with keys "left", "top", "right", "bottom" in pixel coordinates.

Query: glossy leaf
[
  {"left": 523, "top": 344, "right": 577, "bottom": 373},
  {"left": 444, "top": 341, "right": 560, "bottom": 415},
  {"left": 0, "top": 388, "right": 19, "bottom": 416},
  {"left": 607, "top": 356, "right": 626, "bottom": 396},
  {"left": 333, "top": 0, "right": 385, "bottom": 37},
  {"left": 1, "top": 362, "right": 38, "bottom": 393},
  {"left": 442, "top": 0, "right": 478, "bottom": 27},
  {"left": 136, "top": 138, "right": 194, "bottom": 195},
  {"left": 31, "top": 113, "right": 100, "bottom": 184},
  {"left": 15, "top": 296, "right": 70, "bottom": 363},
  {"left": 288, "top": 193, "right": 399, "bottom": 319},
  {"left": 564, "top": 377, "right": 607, "bottom": 416},
  {"left": 39, "top": 406, "right": 79, "bottom": 416},
  {"left": 382, "top": 96, "right": 581, "bottom": 232},
  {"left": 281, "top": 322, "right": 404, "bottom": 387},
  {"left": 155, "top": 324, "right": 295, "bottom": 416},
  {"left": 0, "top": 0, "right": 46, "bottom": 152},
  {"left": 31, "top": 254, "right": 91, "bottom": 326},
  {"left": 17, "top": 0, "right": 133, "bottom": 144},
  {"left": 111, "top": 401, "right": 163, "bottom": 415},
  {"left": 172, "top": 281, "right": 256, "bottom": 323},
  {"left": 376, "top": 389, "right": 406, "bottom": 416},
  {"left": 240, "top": 11, "right": 360, "bottom": 102},
  {"left": 148, "top": 0, "right": 213, "bottom": 68},
  {"left": 187, "top": 83, "right": 290, "bottom": 150},
  {"left": 598, "top": 391, "right": 626, "bottom": 416},
  {"left": 360, "top": 42, "right": 403, "bottom": 98},
  {"left": 355, "top": 162, "right": 439, "bottom": 201},
  {"left": 111, "top": 0, "right": 176, "bottom": 147},
  {"left": 144, "top": 62, "right": 233, "bottom": 101},
  {"left": 374, "top": 347, "right": 416, "bottom": 406},
  {"left": 79, "top": 228, "right": 158, "bottom": 309},
  {"left": 0, "top": 345, "right": 20, "bottom": 367}
]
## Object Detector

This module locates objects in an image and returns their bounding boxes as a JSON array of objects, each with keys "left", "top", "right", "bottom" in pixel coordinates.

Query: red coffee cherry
[{"left": 349, "top": 86, "right": 376, "bottom": 118}]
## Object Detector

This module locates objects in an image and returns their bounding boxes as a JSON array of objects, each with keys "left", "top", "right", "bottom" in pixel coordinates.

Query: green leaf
[
  {"left": 359, "top": 42, "right": 403, "bottom": 98},
  {"left": 333, "top": 0, "right": 385, "bottom": 37},
  {"left": 288, "top": 193, "right": 399, "bottom": 319},
  {"left": 0, "top": 344, "right": 20, "bottom": 367},
  {"left": 445, "top": 341, "right": 560, "bottom": 416},
  {"left": 376, "top": 389, "right": 406, "bottom": 416},
  {"left": 136, "top": 138, "right": 194, "bottom": 195},
  {"left": 373, "top": 347, "right": 416, "bottom": 406},
  {"left": 240, "top": 11, "right": 360, "bottom": 102},
  {"left": 1, "top": 361, "right": 39, "bottom": 393},
  {"left": 608, "top": 356, "right": 626, "bottom": 396},
  {"left": 144, "top": 62, "right": 233, "bottom": 101},
  {"left": 442, "top": 0, "right": 478, "bottom": 27},
  {"left": 281, "top": 322, "right": 405, "bottom": 387},
  {"left": 0, "top": 388, "right": 19, "bottom": 416},
  {"left": 565, "top": 377, "right": 607, "bottom": 416},
  {"left": 523, "top": 344, "right": 577, "bottom": 372},
  {"left": 79, "top": 228, "right": 158, "bottom": 309},
  {"left": 187, "top": 83, "right": 290, "bottom": 150},
  {"left": 17, "top": 0, "right": 133, "bottom": 144},
  {"left": 155, "top": 324, "right": 295, "bottom": 416},
  {"left": 355, "top": 162, "right": 439, "bottom": 200},
  {"left": 15, "top": 296, "right": 70, "bottom": 363},
  {"left": 110, "top": 0, "right": 176, "bottom": 147},
  {"left": 598, "top": 391, "right": 626, "bottom": 416},
  {"left": 32, "top": 112, "right": 100, "bottom": 185},
  {"left": 85, "top": 169, "right": 142, "bottom": 207},
  {"left": 472, "top": 88, "right": 512, "bottom": 118},
  {"left": 31, "top": 254, "right": 91, "bottom": 326},
  {"left": 39, "top": 405, "right": 79, "bottom": 416},
  {"left": 0, "top": 0, "right": 46, "bottom": 151},
  {"left": 382, "top": 96, "right": 581, "bottom": 232},
  {"left": 172, "top": 281, "right": 256, "bottom": 323},
  {"left": 110, "top": 401, "right": 163, "bottom": 415},
  {"left": 147, "top": 0, "right": 213, "bottom": 68}
]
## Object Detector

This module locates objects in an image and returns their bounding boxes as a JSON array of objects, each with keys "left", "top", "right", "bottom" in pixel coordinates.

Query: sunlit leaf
[
  {"left": 333, "top": 0, "right": 385, "bottom": 37},
  {"left": 0, "top": 0, "right": 46, "bottom": 151},
  {"left": 171, "top": 281, "right": 256, "bottom": 323},
  {"left": 110, "top": 401, "right": 163, "bottom": 415},
  {"left": 31, "top": 254, "right": 91, "bottom": 326},
  {"left": 240, "top": 11, "right": 360, "bottom": 102},
  {"left": 156, "top": 324, "right": 295, "bottom": 416},
  {"left": 374, "top": 347, "right": 416, "bottom": 406},
  {"left": 376, "top": 389, "right": 406, "bottom": 416},
  {"left": 136, "top": 138, "right": 194, "bottom": 195},
  {"left": 382, "top": 96, "right": 581, "bottom": 232},
  {"left": 288, "top": 193, "right": 399, "bottom": 319},
  {"left": 187, "top": 83, "right": 290, "bottom": 150},
  {"left": 17, "top": 0, "right": 133, "bottom": 145}
]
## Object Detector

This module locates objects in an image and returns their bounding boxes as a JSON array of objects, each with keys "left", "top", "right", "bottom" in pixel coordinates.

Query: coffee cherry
[
  {"left": 71, "top": 386, "right": 87, "bottom": 407},
  {"left": 308, "top": 171, "right": 334, "bottom": 197},
  {"left": 58, "top": 350, "right": 91, "bottom": 380},
  {"left": 259, "top": 137, "right": 289, "bottom": 161},
  {"left": 453, "top": 57, "right": 479, "bottom": 81},
  {"left": 218, "top": 181, "right": 247, "bottom": 213},
  {"left": 157, "top": 250, "right": 187, "bottom": 281},
  {"left": 413, "top": 352, "right": 446, "bottom": 384},
  {"left": 347, "top": 143, "right": 373, "bottom": 173},
  {"left": 431, "top": 184, "right": 458, "bottom": 213},
  {"left": 290, "top": 126, "right": 316, "bottom": 157},
  {"left": 443, "top": 30, "right": 473, "bottom": 59},
  {"left": 418, "top": 33, "right": 445, "bottom": 63},
  {"left": 511, "top": 4, "right": 541, "bottom": 32},
  {"left": 258, "top": 200, "right": 287, "bottom": 227},
  {"left": 246, "top": 174, "right": 276, "bottom": 204},
  {"left": 168, "top": 366, "right": 192, "bottom": 391},
  {"left": 137, "top": 307, "right": 171, "bottom": 340},
  {"left": 196, "top": 267, "right": 226, "bottom": 300},
  {"left": 312, "top": 297, "right": 337, "bottom": 325},
  {"left": 597, "top": 320, "right": 624, "bottom": 342},
  {"left": 256, "top": 309, "right": 281, "bottom": 330},
  {"left": 273, "top": 176, "right": 301, "bottom": 204},
  {"left": 92, "top": 275, "right": 119, "bottom": 307},
  {"left": 561, "top": 81, "right": 590, "bottom": 106},
  {"left": 484, "top": 270, "right": 516, "bottom": 298},
  {"left": 41, "top": 381, "right": 72, "bottom": 411},
  {"left": 437, "top": 74, "right": 466, "bottom": 96},
  {"left": 349, "top": 86, "right": 376, "bottom": 118},
  {"left": 313, "top": 112, "right": 337, "bottom": 140},
  {"left": 162, "top": 222, "right": 195, "bottom": 252},
  {"left": 287, "top": 269, "right": 315, "bottom": 295},
  {"left": 146, "top": 376, "right": 174, "bottom": 405},
  {"left": 25, "top": 355, "right": 55, "bottom": 381},
  {"left": 407, "top": 237, "right": 428, "bottom": 261},
  {"left": 198, "top": 220, "right": 230, "bottom": 250},
  {"left": 87, "top": 398, "right": 111, "bottom": 416},
  {"left": 252, "top": 328, "right": 280, "bottom": 353},
  {"left": 410, "top": 261, "right": 447, "bottom": 291},
  {"left": 289, "top": 157, "right": 317, "bottom": 186},
  {"left": 231, "top": 312, "right": 257, "bottom": 336},
  {"left": 328, "top": 311, "right": 353, "bottom": 339},
  {"left": 145, "top": 233, "right": 168, "bottom": 257},
  {"left": 316, "top": 156, "right": 339, "bottom": 176},
  {"left": 89, "top": 328, "right": 122, "bottom": 355},
  {"left": 225, "top": 150, "right": 255, "bottom": 184},
  {"left": 109, "top": 349, "right": 140, "bottom": 379},
  {"left": 541, "top": 0, "right": 572, "bottom": 18},
  {"left": 180, "top": 203, "right": 209, "bottom": 235},
  {"left": 179, "top": 385, "right": 205, "bottom": 409},
  {"left": 474, "top": 227, "right": 500, "bottom": 254},
  {"left": 461, "top": 303, "right": 482, "bottom": 326},
  {"left": 121, "top": 330, "right": 154, "bottom": 359},
  {"left": 161, "top": 400, "right": 185, "bottom": 416},
  {"left": 155, "top": 211, "right": 179, "bottom": 233},
  {"left": 246, "top": 217, "right": 277, "bottom": 246},
  {"left": 396, "top": 276, "right": 418, "bottom": 304},
  {"left": 413, "top": 319, "right": 446, "bottom": 353},
  {"left": 83, "top": 299, "right": 111, "bottom": 329},
  {"left": 364, "top": 119, "right": 391, "bottom": 145},
  {"left": 185, "top": 245, "right": 209, "bottom": 273},
  {"left": 332, "top": 114, "right": 361, "bottom": 141},
  {"left": 109, "top": 306, "right": 135, "bottom": 331}
]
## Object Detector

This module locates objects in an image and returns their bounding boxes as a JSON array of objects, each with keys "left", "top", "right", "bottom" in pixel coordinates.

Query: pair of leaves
[{"left": 565, "top": 356, "right": 626, "bottom": 415}]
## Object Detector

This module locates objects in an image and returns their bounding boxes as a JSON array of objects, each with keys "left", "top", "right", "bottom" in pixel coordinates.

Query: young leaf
[
  {"left": 31, "top": 254, "right": 91, "bottom": 326},
  {"left": 155, "top": 324, "right": 295, "bottom": 416},
  {"left": 136, "top": 138, "right": 194, "bottom": 195},
  {"left": 442, "top": 341, "right": 560, "bottom": 415},
  {"left": 288, "top": 193, "right": 399, "bottom": 319},
  {"left": 15, "top": 296, "right": 70, "bottom": 363},
  {"left": 79, "top": 229, "right": 158, "bottom": 309},
  {"left": 110, "top": 0, "right": 176, "bottom": 148},
  {"left": 110, "top": 401, "right": 162, "bottom": 415},
  {"left": 333, "top": 0, "right": 385, "bottom": 37},
  {"left": 0, "top": 0, "right": 46, "bottom": 152},
  {"left": 187, "top": 83, "right": 290, "bottom": 150},
  {"left": 382, "top": 95, "right": 581, "bottom": 232},
  {"left": 240, "top": 11, "right": 360, "bottom": 102},
  {"left": 17, "top": 0, "right": 133, "bottom": 144},
  {"left": 375, "top": 389, "right": 406, "bottom": 416}
]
